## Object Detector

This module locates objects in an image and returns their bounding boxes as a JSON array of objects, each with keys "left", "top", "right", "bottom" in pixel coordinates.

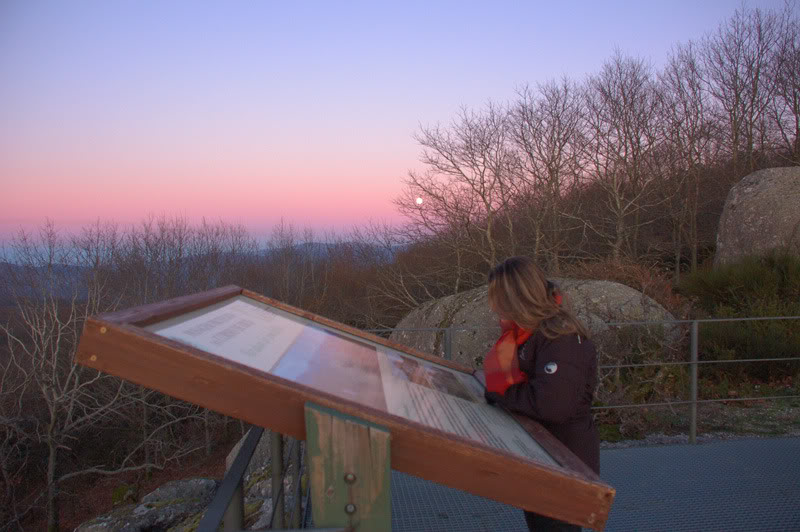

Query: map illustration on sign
[{"left": 147, "top": 295, "right": 556, "bottom": 466}]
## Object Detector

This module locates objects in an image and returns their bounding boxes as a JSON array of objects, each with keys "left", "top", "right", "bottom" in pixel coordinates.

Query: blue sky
[{"left": 0, "top": 0, "right": 792, "bottom": 239}]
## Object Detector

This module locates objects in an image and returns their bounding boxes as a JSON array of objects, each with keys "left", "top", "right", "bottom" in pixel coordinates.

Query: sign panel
[
  {"left": 147, "top": 295, "right": 557, "bottom": 466},
  {"left": 75, "top": 286, "right": 614, "bottom": 530}
]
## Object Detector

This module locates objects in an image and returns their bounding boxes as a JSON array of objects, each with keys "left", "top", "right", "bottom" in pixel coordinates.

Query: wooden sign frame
[{"left": 75, "top": 286, "right": 615, "bottom": 530}]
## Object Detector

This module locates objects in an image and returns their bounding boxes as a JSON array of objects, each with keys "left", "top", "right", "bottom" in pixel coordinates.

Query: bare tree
[
  {"left": 0, "top": 343, "right": 33, "bottom": 529},
  {"left": 660, "top": 41, "right": 722, "bottom": 279},
  {"left": 397, "top": 103, "right": 518, "bottom": 272},
  {"left": 0, "top": 222, "right": 203, "bottom": 531},
  {"left": 510, "top": 78, "right": 588, "bottom": 271},
  {"left": 770, "top": 7, "right": 800, "bottom": 164},
  {"left": 252, "top": 219, "right": 331, "bottom": 312},
  {"left": 582, "top": 52, "right": 665, "bottom": 261},
  {"left": 701, "top": 5, "right": 782, "bottom": 174},
  {"left": 187, "top": 217, "right": 257, "bottom": 292},
  {"left": 349, "top": 221, "right": 477, "bottom": 327}
]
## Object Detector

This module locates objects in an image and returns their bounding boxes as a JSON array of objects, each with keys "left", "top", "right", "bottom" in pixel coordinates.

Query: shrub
[{"left": 679, "top": 252, "right": 800, "bottom": 380}]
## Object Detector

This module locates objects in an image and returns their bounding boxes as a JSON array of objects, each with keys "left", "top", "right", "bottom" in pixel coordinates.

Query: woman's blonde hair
[{"left": 487, "top": 256, "right": 589, "bottom": 339}]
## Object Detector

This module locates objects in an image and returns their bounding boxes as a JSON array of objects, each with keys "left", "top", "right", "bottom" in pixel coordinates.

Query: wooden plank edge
[
  {"left": 511, "top": 414, "right": 603, "bottom": 483},
  {"left": 97, "top": 285, "right": 243, "bottom": 326},
  {"left": 242, "top": 289, "right": 475, "bottom": 374},
  {"left": 94, "top": 284, "right": 474, "bottom": 374}
]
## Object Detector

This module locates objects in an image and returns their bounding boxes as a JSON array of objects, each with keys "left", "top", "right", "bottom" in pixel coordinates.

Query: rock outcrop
[
  {"left": 75, "top": 430, "right": 301, "bottom": 531},
  {"left": 389, "top": 279, "right": 677, "bottom": 368},
  {"left": 715, "top": 166, "right": 800, "bottom": 266},
  {"left": 75, "top": 478, "right": 218, "bottom": 532}
]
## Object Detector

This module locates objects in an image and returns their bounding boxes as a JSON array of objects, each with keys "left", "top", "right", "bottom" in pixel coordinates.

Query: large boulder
[
  {"left": 75, "top": 430, "right": 302, "bottom": 532},
  {"left": 75, "top": 430, "right": 305, "bottom": 532},
  {"left": 715, "top": 166, "right": 800, "bottom": 266},
  {"left": 74, "top": 478, "right": 218, "bottom": 532},
  {"left": 389, "top": 279, "right": 677, "bottom": 369}
]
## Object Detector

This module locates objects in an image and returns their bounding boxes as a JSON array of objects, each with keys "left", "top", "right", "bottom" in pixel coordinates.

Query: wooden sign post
[
  {"left": 75, "top": 286, "right": 615, "bottom": 530},
  {"left": 305, "top": 403, "right": 391, "bottom": 531}
]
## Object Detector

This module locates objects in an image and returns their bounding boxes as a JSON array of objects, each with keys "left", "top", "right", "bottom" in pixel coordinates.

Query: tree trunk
[
  {"left": 46, "top": 440, "right": 59, "bottom": 532},
  {"left": 205, "top": 409, "right": 212, "bottom": 457},
  {"left": 673, "top": 224, "right": 682, "bottom": 285},
  {"left": 613, "top": 214, "right": 625, "bottom": 263},
  {"left": 690, "top": 172, "right": 699, "bottom": 273},
  {"left": 550, "top": 250, "right": 561, "bottom": 275},
  {"left": 142, "top": 395, "right": 151, "bottom": 478}
]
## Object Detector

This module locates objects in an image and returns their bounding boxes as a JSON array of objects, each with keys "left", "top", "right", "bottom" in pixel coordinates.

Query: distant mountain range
[
  {"left": 0, "top": 261, "right": 89, "bottom": 306},
  {"left": 255, "top": 241, "right": 400, "bottom": 262},
  {"left": 0, "top": 242, "right": 401, "bottom": 307}
]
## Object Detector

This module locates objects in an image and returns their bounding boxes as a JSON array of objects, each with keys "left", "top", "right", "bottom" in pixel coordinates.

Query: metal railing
[
  {"left": 199, "top": 428, "right": 310, "bottom": 532},
  {"left": 371, "top": 316, "right": 800, "bottom": 443},
  {"left": 201, "top": 315, "right": 800, "bottom": 530}
]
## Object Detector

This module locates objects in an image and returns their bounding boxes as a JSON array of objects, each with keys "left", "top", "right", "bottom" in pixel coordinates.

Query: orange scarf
[
  {"left": 484, "top": 291, "right": 562, "bottom": 395},
  {"left": 483, "top": 320, "right": 532, "bottom": 395}
]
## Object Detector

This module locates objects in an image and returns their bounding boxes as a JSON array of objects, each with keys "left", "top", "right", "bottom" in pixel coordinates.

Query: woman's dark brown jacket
[{"left": 488, "top": 331, "right": 600, "bottom": 473}]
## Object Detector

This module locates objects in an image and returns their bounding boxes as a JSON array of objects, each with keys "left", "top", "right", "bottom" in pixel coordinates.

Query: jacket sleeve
[{"left": 496, "top": 336, "right": 586, "bottom": 424}]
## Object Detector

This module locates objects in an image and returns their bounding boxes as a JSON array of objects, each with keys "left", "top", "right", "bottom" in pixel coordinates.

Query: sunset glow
[{"left": 0, "top": 0, "right": 788, "bottom": 240}]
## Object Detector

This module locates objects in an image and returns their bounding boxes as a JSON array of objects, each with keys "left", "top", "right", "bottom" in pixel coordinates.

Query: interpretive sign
[{"left": 75, "top": 286, "right": 615, "bottom": 529}]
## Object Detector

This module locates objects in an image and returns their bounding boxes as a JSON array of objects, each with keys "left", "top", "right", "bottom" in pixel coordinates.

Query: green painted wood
[{"left": 305, "top": 402, "right": 391, "bottom": 532}]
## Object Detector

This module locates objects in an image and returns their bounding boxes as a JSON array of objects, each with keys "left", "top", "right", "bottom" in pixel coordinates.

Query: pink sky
[
  {"left": 1, "top": 1, "right": 790, "bottom": 241},
  {"left": 2, "top": 147, "right": 415, "bottom": 237}
]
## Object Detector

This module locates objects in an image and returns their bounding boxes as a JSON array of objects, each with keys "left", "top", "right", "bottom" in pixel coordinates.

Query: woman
[{"left": 484, "top": 256, "right": 599, "bottom": 532}]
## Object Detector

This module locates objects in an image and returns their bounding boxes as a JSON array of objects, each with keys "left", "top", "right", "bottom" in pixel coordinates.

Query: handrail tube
[
  {"left": 593, "top": 394, "right": 800, "bottom": 409},
  {"left": 600, "top": 356, "right": 800, "bottom": 370},
  {"left": 367, "top": 314, "right": 800, "bottom": 334}
]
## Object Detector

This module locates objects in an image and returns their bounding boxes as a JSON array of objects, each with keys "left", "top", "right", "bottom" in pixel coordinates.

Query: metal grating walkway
[{"left": 390, "top": 437, "right": 800, "bottom": 531}]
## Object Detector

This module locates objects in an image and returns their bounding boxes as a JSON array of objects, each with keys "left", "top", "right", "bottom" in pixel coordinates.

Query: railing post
[
  {"left": 444, "top": 327, "right": 452, "bottom": 361},
  {"left": 690, "top": 320, "right": 699, "bottom": 444},
  {"left": 290, "top": 437, "right": 302, "bottom": 528},
  {"left": 221, "top": 479, "right": 244, "bottom": 531},
  {"left": 270, "top": 431, "right": 285, "bottom": 529}
]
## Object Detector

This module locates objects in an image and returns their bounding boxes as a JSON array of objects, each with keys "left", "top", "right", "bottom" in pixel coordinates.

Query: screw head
[{"left": 345, "top": 503, "right": 357, "bottom": 514}]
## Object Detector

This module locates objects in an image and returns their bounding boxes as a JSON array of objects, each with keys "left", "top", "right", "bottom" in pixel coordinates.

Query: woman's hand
[{"left": 484, "top": 389, "right": 504, "bottom": 405}]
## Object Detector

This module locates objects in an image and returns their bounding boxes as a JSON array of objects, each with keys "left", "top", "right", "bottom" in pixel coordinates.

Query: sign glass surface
[{"left": 147, "top": 295, "right": 557, "bottom": 467}]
